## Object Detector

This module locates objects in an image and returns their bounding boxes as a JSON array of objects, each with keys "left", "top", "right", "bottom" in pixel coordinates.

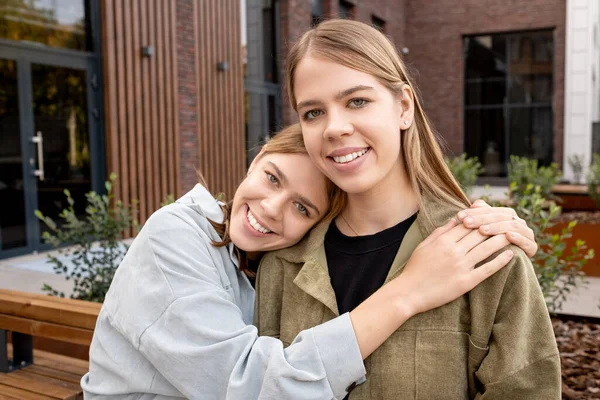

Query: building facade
[
  {"left": 0, "top": 0, "right": 244, "bottom": 258},
  {"left": 270, "top": 0, "right": 599, "bottom": 181},
  {"left": 1, "top": 0, "right": 598, "bottom": 258}
]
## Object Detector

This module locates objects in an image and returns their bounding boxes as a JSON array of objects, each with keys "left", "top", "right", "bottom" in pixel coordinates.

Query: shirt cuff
[{"left": 311, "top": 312, "right": 366, "bottom": 399}]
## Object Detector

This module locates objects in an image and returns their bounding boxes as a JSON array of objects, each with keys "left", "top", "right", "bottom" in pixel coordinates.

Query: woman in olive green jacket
[{"left": 255, "top": 19, "right": 561, "bottom": 399}]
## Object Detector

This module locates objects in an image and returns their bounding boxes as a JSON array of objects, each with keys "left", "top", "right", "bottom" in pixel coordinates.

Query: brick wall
[
  {"left": 176, "top": 0, "right": 199, "bottom": 193},
  {"left": 404, "top": 0, "right": 566, "bottom": 163},
  {"left": 278, "top": 0, "right": 408, "bottom": 125}
]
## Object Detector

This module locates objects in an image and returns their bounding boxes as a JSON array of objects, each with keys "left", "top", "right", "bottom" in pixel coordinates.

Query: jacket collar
[{"left": 275, "top": 192, "right": 462, "bottom": 316}]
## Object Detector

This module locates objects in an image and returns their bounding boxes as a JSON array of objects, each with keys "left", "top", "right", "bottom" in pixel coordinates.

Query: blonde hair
[
  {"left": 209, "top": 124, "right": 345, "bottom": 274},
  {"left": 286, "top": 19, "right": 470, "bottom": 222}
]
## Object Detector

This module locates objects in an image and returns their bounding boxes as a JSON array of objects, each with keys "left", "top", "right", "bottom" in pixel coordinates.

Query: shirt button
[{"left": 345, "top": 381, "right": 357, "bottom": 393}]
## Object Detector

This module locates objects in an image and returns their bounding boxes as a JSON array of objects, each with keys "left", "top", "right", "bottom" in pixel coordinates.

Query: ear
[{"left": 398, "top": 84, "right": 415, "bottom": 130}]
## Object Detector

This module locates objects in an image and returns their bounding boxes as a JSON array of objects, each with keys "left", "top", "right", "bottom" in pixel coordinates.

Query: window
[
  {"left": 371, "top": 15, "right": 385, "bottom": 33},
  {"left": 464, "top": 31, "right": 554, "bottom": 177},
  {"left": 0, "top": 0, "right": 91, "bottom": 51},
  {"left": 243, "top": 0, "right": 283, "bottom": 164},
  {"left": 339, "top": 0, "right": 355, "bottom": 19}
]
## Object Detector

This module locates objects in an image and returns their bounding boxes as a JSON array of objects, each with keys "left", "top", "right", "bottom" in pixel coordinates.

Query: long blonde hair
[
  {"left": 209, "top": 124, "right": 345, "bottom": 273},
  {"left": 286, "top": 19, "right": 470, "bottom": 221}
]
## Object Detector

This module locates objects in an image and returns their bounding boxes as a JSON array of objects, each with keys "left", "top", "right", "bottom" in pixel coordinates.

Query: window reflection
[{"left": 0, "top": 0, "right": 88, "bottom": 51}]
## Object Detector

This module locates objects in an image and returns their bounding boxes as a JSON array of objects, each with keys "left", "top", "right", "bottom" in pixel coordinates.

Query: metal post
[
  {"left": 12, "top": 332, "right": 33, "bottom": 369},
  {"left": 0, "top": 329, "right": 9, "bottom": 373}
]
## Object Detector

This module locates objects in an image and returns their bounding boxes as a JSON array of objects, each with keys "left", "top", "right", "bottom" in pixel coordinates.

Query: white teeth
[
  {"left": 247, "top": 209, "right": 271, "bottom": 234},
  {"left": 332, "top": 148, "right": 368, "bottom": 164}
]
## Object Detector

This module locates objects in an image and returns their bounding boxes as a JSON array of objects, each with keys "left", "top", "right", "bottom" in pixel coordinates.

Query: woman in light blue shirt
[{"left": 82, "top": 124, "right": 537, "bottom": 400}]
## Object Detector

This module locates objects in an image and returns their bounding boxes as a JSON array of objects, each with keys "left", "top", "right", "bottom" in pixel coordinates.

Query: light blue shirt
[{"left": 81, "top": 184, "right": 365, "bottom": 399}]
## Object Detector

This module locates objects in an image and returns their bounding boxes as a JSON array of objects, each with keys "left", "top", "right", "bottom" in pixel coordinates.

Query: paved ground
[{"left": 1, "top": 246, "right": 599, "bottom": 317}]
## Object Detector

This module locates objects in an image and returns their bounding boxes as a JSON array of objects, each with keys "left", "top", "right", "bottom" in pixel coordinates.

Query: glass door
[
  {"left": 0, "top": 58, "right": 28, "bottom": 252},
  {"left": 31, "top": 63, "right": 92, "bottom": 239},
  {"left": 0, "top": 58, "right": 98, "bottom": 258},
  {"left": 0, "top": 0, "right": 102, "bottom": 259}
]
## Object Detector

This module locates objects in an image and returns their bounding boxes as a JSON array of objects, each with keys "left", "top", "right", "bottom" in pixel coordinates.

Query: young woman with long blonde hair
[{"left": 256, "top": 19, "right": 560, "bottom": 399}]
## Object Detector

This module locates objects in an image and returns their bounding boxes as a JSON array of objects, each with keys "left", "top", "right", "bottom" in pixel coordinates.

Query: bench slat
[
  {"left": 25, "top": 365, "right": 83, "bottom": 385},
  {"left": 0, "top": 383, "right": 57, "bottom": 400},
  {"left": 0, "top": 290, "right": 101, "bottom": 312},
  {"left": 0, "top": 373, "right": 78, "bottom": 400},
  {"left": 0, "top": 291, "right": 100, "bottom": 330},
  {"left": 0, "top": 315, "right": 93, "bottom": 346},
  {"left": 12, "top": 370, "right": 82, "bottom": 393},
  {"left": 33, "top": 350, "right": 89, "bottom": 376}
]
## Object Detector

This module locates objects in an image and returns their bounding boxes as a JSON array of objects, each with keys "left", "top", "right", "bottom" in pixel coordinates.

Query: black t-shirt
[{"left": 325, "top": 213, "right": 417, "bottom": 315}]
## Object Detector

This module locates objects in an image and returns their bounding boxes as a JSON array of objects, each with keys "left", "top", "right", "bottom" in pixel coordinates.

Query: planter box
[
  {"left": 546, "top": 220, "right": 600, "bottom": 277},
  {"left": 552, "top": 184, "right": 598, "bottom": 211}
]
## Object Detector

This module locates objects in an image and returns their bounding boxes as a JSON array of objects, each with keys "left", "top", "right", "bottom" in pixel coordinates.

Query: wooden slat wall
[
  {"left": 101, "top": 0, "right": 180, "bottom": 226},
  {"left": 195, "top": 0, "right": 245, "bottom": 198},
  {"left": 101, "top": 0, "right": 244, "bottom": 229}
]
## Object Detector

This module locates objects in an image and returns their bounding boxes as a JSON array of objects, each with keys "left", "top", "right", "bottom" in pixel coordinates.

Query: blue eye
[
  {"left": 349, "top": 98, "right": 369, "bottom": 108},
  {"left": 266, "top": 172, "right": 278, "bottom": 185},
  {"left": 303, "top": 110, "right": 323, "bottom": 121},
  {"left": 296, "top": 203, "right": 308, "bottom": 216}
]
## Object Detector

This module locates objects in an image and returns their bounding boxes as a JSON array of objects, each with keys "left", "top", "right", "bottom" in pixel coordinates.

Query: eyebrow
[
  {"left": 296, "top": 85, "right": 375, "bottom": 111},
  {"left": 267, "top": 161, "right": 322, "bottom": 216}
]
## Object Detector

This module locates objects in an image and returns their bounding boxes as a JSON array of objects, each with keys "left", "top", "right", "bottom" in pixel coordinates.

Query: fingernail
[
  {"left": 506, "top": 250, "right": 514, "bottom": 259},
  {"left": 457, "top": 211, "right": 467, "bottom": 219},
  {"left": 464, "top": 217, "right": 474, "bottom": 225},
  {"left": 508, "top": 232, "right": 517, "bottom": 239},
  {"left": 481, "top": 225, "right": 490, "bottom": 233}
]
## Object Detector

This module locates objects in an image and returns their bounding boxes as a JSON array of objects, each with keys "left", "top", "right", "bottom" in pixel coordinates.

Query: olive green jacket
[{"left": 255, "top": 194, "right": 561, "bottom": 399}]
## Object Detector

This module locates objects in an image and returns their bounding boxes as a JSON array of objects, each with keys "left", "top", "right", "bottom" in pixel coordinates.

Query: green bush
[
  {"left": 587, "top": 153, "right": 600, "bottom": 209},
  {"left": 511, "top": 183, "right": 594, "bottom": 312},
  {"left": 507, "top": 155, "right": 561, "bottom": 200},
  {"left": 445, "top": 153, "right": 484, "bottom": 195},
  {"left": 35, "top": 173, "right": 138, "bottom": 303}
]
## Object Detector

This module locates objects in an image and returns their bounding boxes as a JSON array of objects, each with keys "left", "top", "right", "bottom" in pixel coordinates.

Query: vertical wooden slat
[
  {"left": 140, "top": 0, "right": 154, "bottom": 212},
  {"left": 164, "top": 0, "right": 175, "bottom": 197},
  {"left": 170, "top": 0, "right": 181, "bottom": 197},
  {"left": 233, "top": 0, "right": 244, "bottom": 194},
  {"left": 115, "top": 2, "right": 130, "bottom": 208},
  {"left": 131, "top": 0, "right": 146, "bottom": 222},
  {"left": 156, "top": 0, "right": 167, "bottom": 200},
  {"left": 124, "top": 0, "right": 138, "bottom": 218},
  {"left": 197, "top": 0, "right": 208, "bottom": 188},
  {"left": 206, "top": 0, "right": 216, "bottom": 189},
  {"left": 100, "top": 0, "right": 121, "bottom": 201},
  {"left": 149, "top": 0, "right": 160, "bottom": 210}
]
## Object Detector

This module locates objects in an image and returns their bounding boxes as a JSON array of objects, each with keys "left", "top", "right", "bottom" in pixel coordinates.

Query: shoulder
[{"left": 143, "top": 188, "right": 223, "bottom": 244}]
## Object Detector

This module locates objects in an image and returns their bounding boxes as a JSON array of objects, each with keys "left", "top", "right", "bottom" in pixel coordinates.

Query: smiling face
[
  {"left": 229, "top": 152, "right": 330, "bottom": 253},
  {"left": 294, "top": 55, "right": 414, "bottom": 196}
]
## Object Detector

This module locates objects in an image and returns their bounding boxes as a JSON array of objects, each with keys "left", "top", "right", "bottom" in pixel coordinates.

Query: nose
[
  {"left": 323, "top": 109, "right": 354, "bottom": 141},
  {"left": 260, "top": 193, "right": 286, "bottom": 221}
]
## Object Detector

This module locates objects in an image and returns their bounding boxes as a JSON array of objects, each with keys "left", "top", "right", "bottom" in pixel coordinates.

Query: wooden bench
[{"left": 0, "top": 289, "right": 101, "bottom": 399}]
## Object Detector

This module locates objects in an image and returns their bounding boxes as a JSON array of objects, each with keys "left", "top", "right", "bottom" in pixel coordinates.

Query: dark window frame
[{"left": 463, "top": 29, "right": 554, "bottom": 180}]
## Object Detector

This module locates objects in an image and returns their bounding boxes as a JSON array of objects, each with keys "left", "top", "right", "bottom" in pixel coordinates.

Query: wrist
[{"left": 385, "top": 279, "right": 418, "bottom": 322}]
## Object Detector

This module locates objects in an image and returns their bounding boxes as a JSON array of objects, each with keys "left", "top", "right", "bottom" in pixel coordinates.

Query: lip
[
  {"left": 242, "top": 204, "right": 274, "bottom": 237},
  {"left": 327, "top": 147, "right": 371, "bottom": 172},
  {"left": 327, "top": 147, "right": 369, "bottom": 158}
]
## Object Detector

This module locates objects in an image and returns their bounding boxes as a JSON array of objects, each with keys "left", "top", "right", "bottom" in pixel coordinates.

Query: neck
[
  {"left": 339, "top": 162, "right": 419, "bottom": 236},
  {"left": 245, "top": 251, "right": 263, "bottom": 261}
]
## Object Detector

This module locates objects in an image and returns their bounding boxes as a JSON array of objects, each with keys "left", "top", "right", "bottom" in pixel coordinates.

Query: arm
[
  {"left": 120, "top": 206, "right": 365, "bottom": 400},
  {"left": 474, "top": 251, "right": 561, "bottom": 399}
]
